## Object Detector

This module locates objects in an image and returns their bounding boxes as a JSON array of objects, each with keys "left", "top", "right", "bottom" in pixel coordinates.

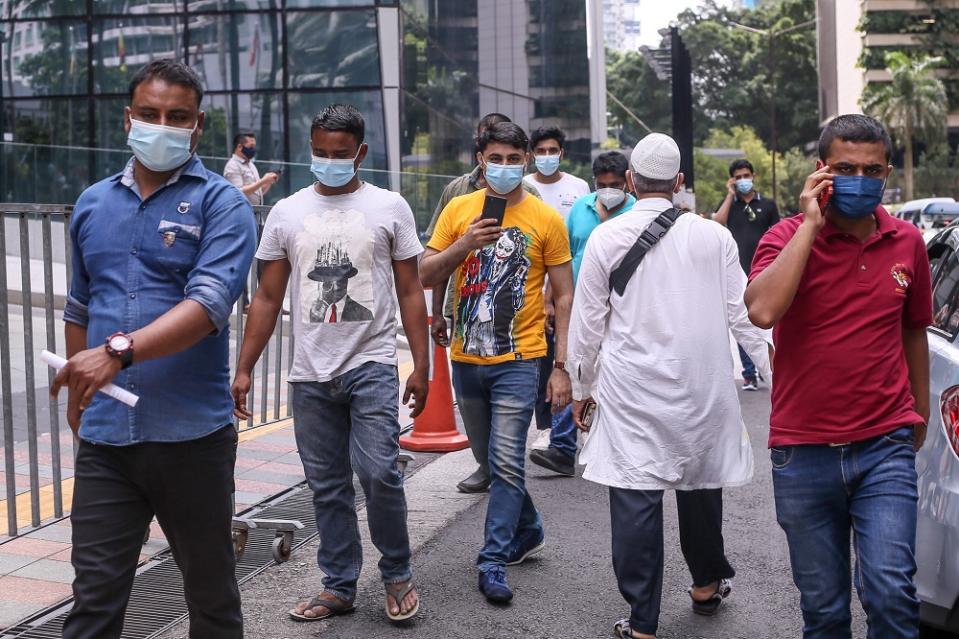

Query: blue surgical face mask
[
  {"left": 311, "top": 151, "right": 359, "bottom": 188},
  {"left": 127, "top": 118, "right": 197, "bottom": 172},
  {"left": 484, "top": 161, "right": 525, "bottom": 195},
  {"left": 241, "top": 145, "right": 256, "bottom": 160},
  {"left": 831, "top": 175, "right": 885, "bottom": 219},
  {"left": 534, "top": 154, "right": 560, "bottom": 177},
  {"left": 735, "top": 178, "right": 754, "bottom": 194}
]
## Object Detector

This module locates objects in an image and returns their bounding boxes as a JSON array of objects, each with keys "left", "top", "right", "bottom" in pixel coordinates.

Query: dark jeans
[
  {"left": 537, "top": 331, "right": 577, "bottom": 458},
  {"left": 738, "top": 344, "right": 756, "bottom": 381},
  {"left": 452, "top": 359, "right": 543, "bottom": 570},
  {"left": 534, "top": 331, "right": 555, "bottom": 431},
  {"left": 609, "top": 487, "right": 735, "bottom": 636},
  {"left": 64, "top": 425, "right": 241, "bottom": 639},
  {"left": 290, "top": 362, "right": 412, "bottom": 600},
  {"left": 772, "top": 426, "right": 920, "bottom": 639}
]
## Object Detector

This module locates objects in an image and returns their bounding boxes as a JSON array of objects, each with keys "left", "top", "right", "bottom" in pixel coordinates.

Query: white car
[{"left": 916, "top": 227, "right": 959, "bottom": 636}]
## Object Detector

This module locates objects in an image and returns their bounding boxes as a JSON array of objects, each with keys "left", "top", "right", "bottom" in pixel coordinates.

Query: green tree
[
  {"left": 675, "top": 0, "right": 820, "bottom": 151},
  {"left": 605, "top": 49, "right": 671, "bottom": 147},
  {"left": 863, "top": 51, "right": 947, "bottom": 201}
]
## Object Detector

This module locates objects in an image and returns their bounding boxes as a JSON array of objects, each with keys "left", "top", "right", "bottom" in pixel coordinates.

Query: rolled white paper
[{"left": 41, "top": 350, "right": 140, "bottom": 408}]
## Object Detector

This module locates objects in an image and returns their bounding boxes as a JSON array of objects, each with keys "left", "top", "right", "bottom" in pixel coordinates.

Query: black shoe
[
  {"left": 529, "top": 448, "right": 575, "bottom": 477},
  {"left": 457, "top": 466, "right": 490, "bottom": 493}
]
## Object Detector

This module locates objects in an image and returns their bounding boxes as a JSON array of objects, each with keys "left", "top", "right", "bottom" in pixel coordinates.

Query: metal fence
[{"left": 0, "top": 203, "right": 290, "bottom": 539}]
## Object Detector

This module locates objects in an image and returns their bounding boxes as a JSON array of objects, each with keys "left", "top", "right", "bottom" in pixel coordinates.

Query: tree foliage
[
  {"left": 863, "top": 52, "right": 947, "bottom": 201},
  {"left": 606, "top": 0, "right": 820, "bottom": 152}
]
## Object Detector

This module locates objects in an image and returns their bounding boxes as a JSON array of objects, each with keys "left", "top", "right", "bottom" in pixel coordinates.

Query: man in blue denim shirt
[{"left": 51, "top": 60, "right": 256, "bottom": 639}]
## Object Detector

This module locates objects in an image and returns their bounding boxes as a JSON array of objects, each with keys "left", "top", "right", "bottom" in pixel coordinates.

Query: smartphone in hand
[
  {"left": 481, "top": 194, "right": 508, "bottom": 226},
  {"left": 817, "top": 184, "right": 832, "bottom": 213},
  {"left": 582, "top": 399, "right": 597, "bottom": 429}
]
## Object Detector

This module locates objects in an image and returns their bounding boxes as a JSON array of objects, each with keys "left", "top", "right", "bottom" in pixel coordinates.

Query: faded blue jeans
[
  {"left": 290, "top": 362, "right": 412, "bottom": 601},
  {"left": 452, "top": 359, "right": 544, "bottom": 571},
  {"left": 772, "top": 425, "right": 920, "bottom": 639}
]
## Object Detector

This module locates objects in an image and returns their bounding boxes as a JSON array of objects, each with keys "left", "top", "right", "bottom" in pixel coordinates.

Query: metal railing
[{"left": 0, "top": 203, "right": 290, "bottom": 539}]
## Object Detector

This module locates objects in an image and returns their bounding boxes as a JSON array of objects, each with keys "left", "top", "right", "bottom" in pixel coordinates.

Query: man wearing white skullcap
[{"left": 567, "top": 132, "right": 773, "bottom": 638}]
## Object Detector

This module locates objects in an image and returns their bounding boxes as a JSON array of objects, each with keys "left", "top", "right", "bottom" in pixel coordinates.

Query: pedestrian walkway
[
  {"left": 156, "top": 390, "right": 868, "bottom": 639},
  {"left": 0, "top": 356, "right": 416, "bottom": 631}
]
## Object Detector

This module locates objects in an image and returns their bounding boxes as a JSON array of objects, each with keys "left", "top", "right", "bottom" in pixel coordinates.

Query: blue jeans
[
  {"left": 548, "top": 405, "right": 578, "bottom": 458},
  {"left": 452, "top": 360, "right": 544, "bottom": 571},
  {"left": 772, "top": 426, "right": 920, "bottom": 639},
  {"left": 738, "top": 344, "right": 756, "bottom": 381},
  {"left": 290, "top": 362, "right": 412, "bottom": 601}
]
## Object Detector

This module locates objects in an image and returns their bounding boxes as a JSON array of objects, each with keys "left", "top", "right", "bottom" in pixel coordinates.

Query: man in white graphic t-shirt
[
  {"left": 523, "top": 126, "right": 590, "bottom": 221},
  {"left": 232, "top": 104, "right": 429, "bottom": 626},
  {"left": 523, "top": 126, "right": 591, "bottom": 453}
]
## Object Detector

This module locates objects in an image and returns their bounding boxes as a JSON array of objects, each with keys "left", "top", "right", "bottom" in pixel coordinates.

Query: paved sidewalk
[
  {"left": 157, "top": 390, "right": 868, "bottom": 639},
  {"left": 0, "top": 418, "right": 305, "bottom": 630}
]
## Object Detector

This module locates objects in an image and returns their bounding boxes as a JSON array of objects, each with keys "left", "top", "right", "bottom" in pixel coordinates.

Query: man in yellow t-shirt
[{"left": 420, "top": 122, "right": 574, "bottom": 604}]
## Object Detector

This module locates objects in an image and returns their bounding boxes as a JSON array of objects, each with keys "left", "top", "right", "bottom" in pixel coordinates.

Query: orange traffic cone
[{"left": 400, "top": 293, "right": 469, "bottom": 452}]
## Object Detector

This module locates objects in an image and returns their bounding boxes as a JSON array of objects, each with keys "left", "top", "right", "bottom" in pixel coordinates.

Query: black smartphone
[
  {"left": 269, "top": 167, "right": 284, "bottom": 177},
  {"left": 582, "top": 399, "right": 597, "bottom": 429},
  {"left": 480, "top": 193, "right": 507, "bottom": 226}
]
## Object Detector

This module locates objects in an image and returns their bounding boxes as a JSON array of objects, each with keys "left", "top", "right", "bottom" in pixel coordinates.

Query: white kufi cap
[{"left": 629, "top": 132, "right": 681, "bottom": 180}]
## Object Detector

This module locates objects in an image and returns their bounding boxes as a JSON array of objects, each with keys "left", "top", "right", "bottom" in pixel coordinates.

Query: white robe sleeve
[
  {"left": 568, "top": 232, "right": 612, "bottom": 401},
  {"left": 725, "top": 234, "right": 774, "bottom": 382}
]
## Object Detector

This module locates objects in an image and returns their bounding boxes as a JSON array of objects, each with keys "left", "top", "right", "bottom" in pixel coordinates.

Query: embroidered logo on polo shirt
[{"left": 891, "top": 263, "right": 911, "bottom": 295}]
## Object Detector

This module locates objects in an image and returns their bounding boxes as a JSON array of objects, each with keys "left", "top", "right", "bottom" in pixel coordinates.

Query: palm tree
[{"left": 863, "top": 51, "right": 947, "bottom": 202}]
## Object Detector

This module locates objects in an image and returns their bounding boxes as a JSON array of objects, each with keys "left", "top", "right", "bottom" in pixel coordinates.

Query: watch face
[{"left": 109, "top": 335, "right": 131, "bottom": 351}]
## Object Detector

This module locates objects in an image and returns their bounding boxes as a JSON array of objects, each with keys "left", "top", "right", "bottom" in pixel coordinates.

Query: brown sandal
[
  {"left": 385, "top": 580, "right": 420, "bottom": 622},
  {"left": 288, "top": 592, "right": 355, "bottom": 622}
]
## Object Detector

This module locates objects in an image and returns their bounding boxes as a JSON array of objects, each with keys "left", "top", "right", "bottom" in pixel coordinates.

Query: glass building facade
[{"left": 1, "top": 0, "right": 603, "bottom": 226}]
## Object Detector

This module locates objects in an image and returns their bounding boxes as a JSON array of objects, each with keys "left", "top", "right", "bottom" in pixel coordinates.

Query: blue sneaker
[
  {"left": 478, "top": 566, "right": 513, "bottom": 603},
  {"left": 505, "top": 530, "right": 545, "bottom": 566}
]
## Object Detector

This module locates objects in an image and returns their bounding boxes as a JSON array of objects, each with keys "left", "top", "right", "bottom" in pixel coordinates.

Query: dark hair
[
  {"left": 728, "top": 159, "right": 754, "bottom": 177},
  {"left": 592, "top": 151, "right": 629, "bottom": 178},
  {"left": 477, "top": 113, "right": 511, "bottom": 136},
  {"left": 477, "top": 122, "right": 529, "bottom": 153},
  {"left": 633, "top": 175, "right": 676, "bottom": 195},
  {"left": 530, "top": 126, "right": 566, "bottom": 151},
  {"left": 129, "top": 59, "right": 204, "bottom": 107},
  {"left": 311, "top": 104, "right": 365, "bottom": 145},
  {"left": 818, "top": 114, "right": 893, "bottom": 162},
  {"left": 233, "top": 131, "right": 255, "bottom": 148}
]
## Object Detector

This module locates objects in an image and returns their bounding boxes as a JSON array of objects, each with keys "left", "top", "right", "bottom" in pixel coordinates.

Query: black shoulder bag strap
[{"left": 609, "top": 207, "right": 685, "bottom": 297}]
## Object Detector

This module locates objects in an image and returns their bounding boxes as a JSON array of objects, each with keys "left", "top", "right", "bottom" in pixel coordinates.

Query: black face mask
[{"left": 241, "top": 146, "right": 256, "bottom": 160}]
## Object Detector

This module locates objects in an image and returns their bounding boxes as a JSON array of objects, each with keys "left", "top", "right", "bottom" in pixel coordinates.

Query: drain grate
[{"left": 1, "top": 483, "right": 324, "bottom": 639}]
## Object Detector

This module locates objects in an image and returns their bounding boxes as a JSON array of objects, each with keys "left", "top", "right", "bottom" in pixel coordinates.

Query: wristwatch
[
  {"left": 553, "top": 361, "right": 567, "bottom": 371},
  {"left": 105, "top": 332, "right": 135, "bottom": 369}
]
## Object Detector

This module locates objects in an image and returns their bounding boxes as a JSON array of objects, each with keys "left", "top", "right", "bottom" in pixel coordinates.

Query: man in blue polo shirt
[
  {"left": 51, "top": 59, "right": 256, "bottom": 639},
  {"left": 529, "top": 151, "right": 635, "bottom": 476}
]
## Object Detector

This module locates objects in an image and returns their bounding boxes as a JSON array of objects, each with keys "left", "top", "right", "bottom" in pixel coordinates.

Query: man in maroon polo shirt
[{"left": 746, "top": 114, "right": 931, "bottom": 639}]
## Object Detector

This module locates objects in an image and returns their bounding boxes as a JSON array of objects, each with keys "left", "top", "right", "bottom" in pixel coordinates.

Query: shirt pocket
[{"left": 155, "top": 219, "right": 201, "bottom": 273}]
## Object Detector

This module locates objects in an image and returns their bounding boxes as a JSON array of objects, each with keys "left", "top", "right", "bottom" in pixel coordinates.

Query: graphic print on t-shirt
[
  {"left": 456, "top": 226, "right": 532, "bottom": 356},
  {"left": 295, "top": 210, "right": 374, "bottom": 324}
]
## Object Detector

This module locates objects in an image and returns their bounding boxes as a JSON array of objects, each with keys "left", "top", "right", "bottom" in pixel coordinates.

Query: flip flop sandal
[
  {"left": 288, "top": 593, "right": 355, "bottom": 622},
  {"left": 689, "top": 578, "right": 732, "bottom": 616},
  {"left": 385, "top": 580, "right": 420, "bottom": 622}
]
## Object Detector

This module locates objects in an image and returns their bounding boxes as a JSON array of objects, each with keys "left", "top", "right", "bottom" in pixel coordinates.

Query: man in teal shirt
[{"left": 530, "top": 151, "right": 635, "bottom": 476}]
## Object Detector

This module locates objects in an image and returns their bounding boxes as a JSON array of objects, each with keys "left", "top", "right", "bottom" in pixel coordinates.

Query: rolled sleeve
[
  {"left": 63, "top": 294, "right": 89, "bottom": 327},
  {"left": 185, "top": 190, "right": 257, "bottom": 333},
  {"left": 185, "top": 274, "right": 235, "bottom": 333}
]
